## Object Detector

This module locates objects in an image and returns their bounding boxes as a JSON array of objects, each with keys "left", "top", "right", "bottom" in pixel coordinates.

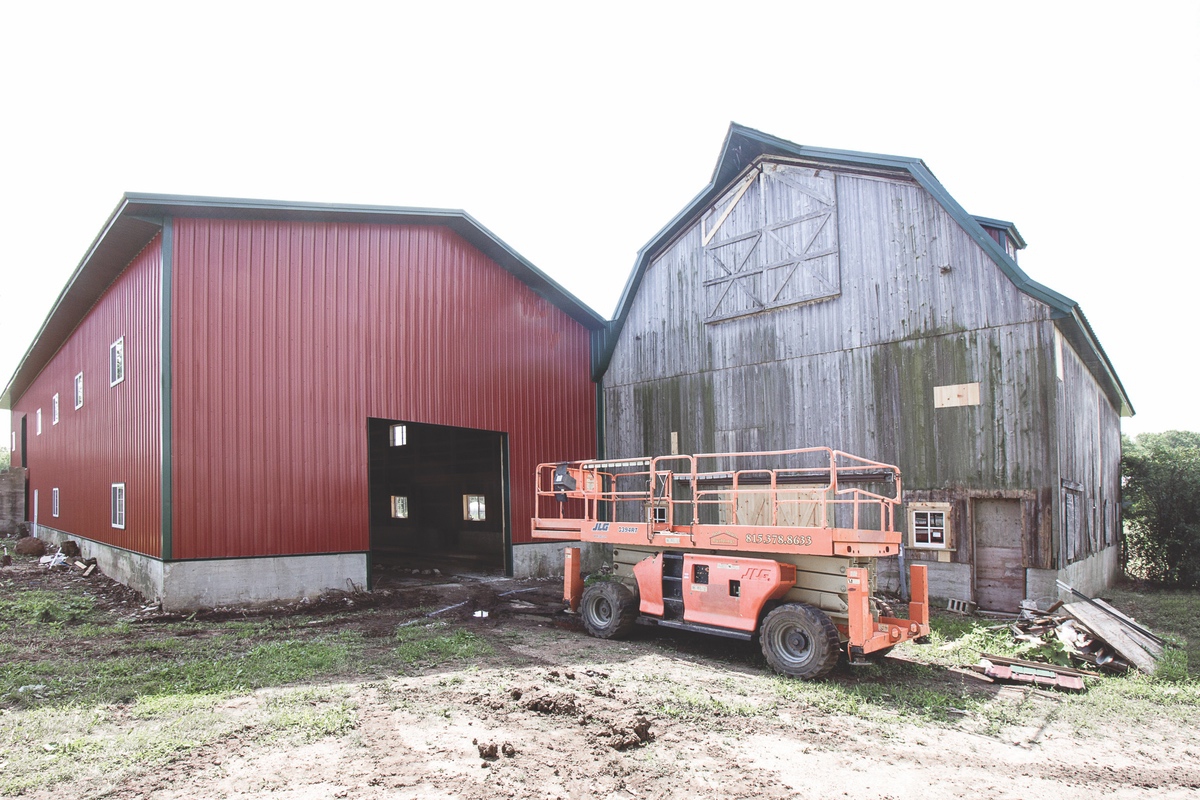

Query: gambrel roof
[{"left": 596, "top": 123, "right": 1133, "bottom": 417}]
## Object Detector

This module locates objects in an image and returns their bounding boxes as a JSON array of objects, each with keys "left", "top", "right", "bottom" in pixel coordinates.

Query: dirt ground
[{"left": 5, "top": 558, "right": 1200, "bottom": 800}]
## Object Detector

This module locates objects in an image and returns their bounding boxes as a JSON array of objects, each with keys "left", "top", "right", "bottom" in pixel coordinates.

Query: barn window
[
  {"left": 391, "top": 496, "right": 409, "bottom": 519},
  {"left": 909, "top": 503, "right": 952, "bottom": 549},
  {"left": 36, "top": 408, "right": 42, "bottom": 435},
  {"left": 110, "top": 337, "right": 125, "bottom": 386},
  {"left": 389, "top": 424, "right": 407, "bottom": 446},
  {"left": 464, "top": 494, "right": 486, "bottom": 522},
  {"left": 52, "top": 488, "right": 60, "bottom": 517},
  {"left": 75, "top": 372, "right": 84, "bottom": 409},
  {"left": 651, "top": 506, "right": 669, "bottom": 524},
  {"left": 111, "top": 483, "right": 126, "bottom": 529},
  {"left": 52, "top": 394, "right": 59, "bottom": 425}
]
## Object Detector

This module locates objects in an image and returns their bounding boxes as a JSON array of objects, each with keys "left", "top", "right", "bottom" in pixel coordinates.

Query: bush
[{"left": 1122, "top": 431, "right": 1200, "bottom": 586}]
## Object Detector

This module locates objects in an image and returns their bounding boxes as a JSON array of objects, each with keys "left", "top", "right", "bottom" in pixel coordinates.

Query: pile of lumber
[
  {"left": 972, "top": 583, "right": 1165, "bottom": 690},
  {"left": 1056, "top": 580, "right": 1165, "bottom": 675}
]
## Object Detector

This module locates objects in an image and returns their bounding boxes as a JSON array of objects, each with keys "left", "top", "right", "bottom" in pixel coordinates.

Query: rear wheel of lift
[
  {"left": 759, "top": 603, "right": 841, "bottom": 679},
  {"left": 580, "top": 581, "right": 638, "bottom": 639}
]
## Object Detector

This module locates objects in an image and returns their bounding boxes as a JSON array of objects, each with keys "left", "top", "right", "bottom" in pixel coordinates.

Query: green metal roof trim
[
  {"left": 596, "top": 123, "right": 1133, "bottom": 417},
  {"left": 972, "top": 215, "right": 1027, "bottom": 250},
  {"left": 2, "top": 193, "right": 607, "bottom": 409}
]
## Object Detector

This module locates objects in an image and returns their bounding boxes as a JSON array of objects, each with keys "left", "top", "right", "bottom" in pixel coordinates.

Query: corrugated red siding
[
  {"left": 11, "top": 238, "right": 163, "bottom": 556},
  {"left": 171, "top": 219, "right": 595, "bottom": 559}
]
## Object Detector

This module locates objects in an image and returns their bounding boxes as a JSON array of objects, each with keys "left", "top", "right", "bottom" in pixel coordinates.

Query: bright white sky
[{"left": 1, "top": 1, "right": 1197, "bottom": 442}]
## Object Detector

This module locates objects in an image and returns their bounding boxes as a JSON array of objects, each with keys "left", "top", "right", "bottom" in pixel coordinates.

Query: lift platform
[{"left": 532, "top": 447, "right": 930, "bottom": 679}]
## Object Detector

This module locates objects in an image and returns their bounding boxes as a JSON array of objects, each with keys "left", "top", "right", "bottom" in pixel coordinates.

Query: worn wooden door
[{"left": 974, "top": 499, "right": 1025, "bottom": 612}]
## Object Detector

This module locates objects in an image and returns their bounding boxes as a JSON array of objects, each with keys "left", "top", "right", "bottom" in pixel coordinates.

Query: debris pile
[{"left": 972, "top": 582, "right": 1166, "bottom": 690}]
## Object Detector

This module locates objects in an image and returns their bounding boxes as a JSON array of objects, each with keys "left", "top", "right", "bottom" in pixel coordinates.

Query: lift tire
[
  {"left": 759, "top": 602, "right": 841, "bottom": 680},
  {"left": 580, "top": 581, "right": 638, "bottom": 640}
]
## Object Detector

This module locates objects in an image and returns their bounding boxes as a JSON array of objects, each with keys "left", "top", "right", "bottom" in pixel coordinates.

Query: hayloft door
[{"left": 974, "top": 499, "right": 1025, "bottom": 612}]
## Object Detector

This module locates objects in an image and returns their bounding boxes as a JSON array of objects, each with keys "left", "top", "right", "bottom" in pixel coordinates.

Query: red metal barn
[{"left": 3, "top": 195, "right": 605, "bottom": 609}]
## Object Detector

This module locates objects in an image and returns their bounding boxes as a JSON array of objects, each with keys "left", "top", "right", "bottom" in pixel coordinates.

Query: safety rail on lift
[{"left": 532, "top": 447, "right": 903, "bottom": 546}]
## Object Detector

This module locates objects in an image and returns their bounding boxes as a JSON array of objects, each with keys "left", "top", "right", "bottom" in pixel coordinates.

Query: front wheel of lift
[
  {"left": 759, "top": 602, "right": 841, "bottom": 679},
  {"left": 580, "top": 581, "right": 638, "bottom": 639}
]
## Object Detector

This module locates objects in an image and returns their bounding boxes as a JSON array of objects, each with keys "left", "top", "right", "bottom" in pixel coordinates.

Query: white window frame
[
  {"left": 52, "top": 488, "right": 60, "bottom": 518},
  {"left": 9, "top": 431, "right": 14, "bottom": 453},
  {"left": 75, "top": 372, "right": 84, "bottom": 409},
  {"left": 52, "top": 394, "right": 60, "bottom": 425},
  {"left": 389, "top": 424, "right": 407, "bottom": 447},
  {"left": 390, "top": 495, "right": 409, "bottom": 519},
  {"left": 909, "top": 503, "right": 952, "bottom": 550},
  {"left": 36, "top": 408, "right": 42, "bottom": 435},
  {"left": 110, "top": 337, "right": 125, "bottom": 387},
  {"left": 111, "top": 483, "right": 126, "bottom": 529},
  {"left": 463, "top": 494, "right": 486, "bottom": 522}
]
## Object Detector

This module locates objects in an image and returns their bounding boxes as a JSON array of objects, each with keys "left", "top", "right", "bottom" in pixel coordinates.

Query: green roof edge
[{"left": 3, "top": 193, "right": 606, "bottom": 409}]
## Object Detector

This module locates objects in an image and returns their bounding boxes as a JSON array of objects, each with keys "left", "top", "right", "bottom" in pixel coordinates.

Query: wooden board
[
  {"left": 1063, "top": 601, "right": 1158, "bottom": 674},
  {"left": 1092, "top": 599, "right": 1165, "bottom": 657}
]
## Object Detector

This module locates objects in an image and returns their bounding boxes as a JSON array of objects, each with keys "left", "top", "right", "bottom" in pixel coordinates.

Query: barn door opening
[
  {"left": 973, "top": 498, "right": 1026, "bottom": 612},
  {"left": 367, "top": 418, "right": 507, "bottom": 574}
]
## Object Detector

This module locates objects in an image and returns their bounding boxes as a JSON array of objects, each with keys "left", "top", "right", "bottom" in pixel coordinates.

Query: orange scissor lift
[{"left": 532, "top": 447, "right": 930, "bottom": 679}]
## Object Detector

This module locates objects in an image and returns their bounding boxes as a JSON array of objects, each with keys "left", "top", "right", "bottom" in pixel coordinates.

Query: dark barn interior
[{"left": 367, "top": 418, "right": 506, "bottom": 573}]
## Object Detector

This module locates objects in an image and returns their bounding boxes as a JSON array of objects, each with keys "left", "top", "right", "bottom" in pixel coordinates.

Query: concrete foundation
[
  {"left": 0, "top": 468, "right": 25, "bottom": 537},
  {"left": 1028, "top": 544, "right": 1121, "bottom": 604},
  {"left": 875, "top": 558, "right": 973, "bottom": 603},
  {"left": 161, "top": 553, "right": 368, "bottom": 611},
  {"left": 35, "top": 525, "right": 164, "bottom": 603},
  {"left": 27, "top": 526, "right": 368, "bottom": 611},
  {"left": 511, "top": 541, "right": 611, "bottom": 578}
]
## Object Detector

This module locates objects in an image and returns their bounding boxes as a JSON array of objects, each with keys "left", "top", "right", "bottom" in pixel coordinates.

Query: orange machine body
[{"left": 543, "top": 448, "right": 930, "bottom": 657}]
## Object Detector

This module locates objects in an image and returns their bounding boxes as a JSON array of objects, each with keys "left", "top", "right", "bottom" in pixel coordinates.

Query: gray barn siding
[
  {"left": 1055, "top": 331, "right": 1122, "bottom": 567},
  {"left": 602, "top": 164, "right": 1079, "bottom": 594}
]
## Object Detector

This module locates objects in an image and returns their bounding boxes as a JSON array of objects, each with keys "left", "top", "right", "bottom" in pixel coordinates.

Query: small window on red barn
[
  {"left": 464, "top": 494, "right": 486, "bottom": 522},
  {"left": 75, "top": 372, "right": 84, "bottom": 409},
  {"left": 52, "top": 394, "right": 60, "bottom": 425},
  {"left": 110, "top": 337, "right": 125, "bottom": 386},
  {"left": 52, "top": 488, "right": 60, "bottom": 518},
  {"left": 111, "top": 483, "right": 126, "bottom": 529},
  {"left": 390, "top": 425, "right": 407, "bottom": 446},
  {"left": 391, "top": 496, "right": 409, "bottom": 519}
]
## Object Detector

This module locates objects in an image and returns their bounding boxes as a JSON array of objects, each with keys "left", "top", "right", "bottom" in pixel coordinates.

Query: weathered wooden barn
[
  {"left": 2, "top": 195, "right": 604, "bottom": 609},
  {"left": 595, "top": 124, "right": 1132, "bottom": 608}
]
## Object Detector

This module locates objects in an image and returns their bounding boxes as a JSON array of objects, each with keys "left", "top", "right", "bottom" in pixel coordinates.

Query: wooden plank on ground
[
  {"left": 1092, "top": 599, "right": 1165, "bottom": 657},
  {"left": 1063, "top": 602, "right": 1159, "bottom": 674},
  {"left": 980, "top": 652, "right": 1090, "bottom": 679}
]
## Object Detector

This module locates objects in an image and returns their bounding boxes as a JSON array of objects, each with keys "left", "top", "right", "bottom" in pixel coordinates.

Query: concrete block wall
[{"left": 0, "top": 468, "right": 25, "bottom": 536}]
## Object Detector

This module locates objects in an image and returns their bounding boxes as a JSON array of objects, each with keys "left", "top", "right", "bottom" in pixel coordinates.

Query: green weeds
[
  {"left": 395, "top": 621, "right": 492, "bottom": 667},
  {"left": 0, "top": 590, "right": 96, "bottom": 626}
]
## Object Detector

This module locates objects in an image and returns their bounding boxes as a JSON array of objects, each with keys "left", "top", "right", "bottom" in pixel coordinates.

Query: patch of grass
[
  {"left": 261, "top": 687, "right": 358, "bottom": 742},
  {"left": 395, "top": 621, "right": 493, "bottom": 667},
  {"left": 1107, "top": 584, "right": 1200, "bottom": 678},
  {"left": 0, "top": 590, "right": 96, "bottom": 627},
  {"left": 0, "top": 632, "right": 356, "bottom": 709},
  {"left": 769, "top": 672, "right": 1011, "bottom": 727},
  {"left": 653, "top": 686, "right": 764, "bottom": 718}
]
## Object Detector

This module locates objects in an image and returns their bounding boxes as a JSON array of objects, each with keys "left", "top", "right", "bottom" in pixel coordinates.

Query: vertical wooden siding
[
  {"left": 604, "top": 168, "right": 1057, "bottom": 493},
  {"left": 11, "top": 238, "right": 163, "bottom": 556},
  {"left": 1056, "top": 330, "right": 1122, "bottom": 566},
  {"left": 601, "top": 164, "right": 1100, "bottom": 582},
  {"left": 170, "top": 219, "right": 595, "bottom": 560}
]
